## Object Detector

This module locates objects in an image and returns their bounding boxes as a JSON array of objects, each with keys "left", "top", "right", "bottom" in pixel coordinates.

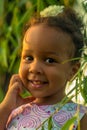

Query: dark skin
[
  {"left": 0, "top": 74, "right": 87, "bottom": 130},
  {"left": 0, "top": 74, "right": 35, "bottom": 130},
  {"left": 0, "top": 24, "right": 87, "bottom": 130},
  {"left": 78, "top": 115, "right": 87, "bottom": 130}
]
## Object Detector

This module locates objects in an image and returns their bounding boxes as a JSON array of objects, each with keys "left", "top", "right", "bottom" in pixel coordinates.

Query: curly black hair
[{"left": 23, "top": 7, "right": 84, "bottom": 62}]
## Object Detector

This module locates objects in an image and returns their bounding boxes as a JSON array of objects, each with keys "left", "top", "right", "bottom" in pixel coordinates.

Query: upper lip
[
  {"left": 28, "top": 75, "right": 48, "bottom": 84},
  {"left": 28, "top": 79, "right": 48, "bottom": 84}
]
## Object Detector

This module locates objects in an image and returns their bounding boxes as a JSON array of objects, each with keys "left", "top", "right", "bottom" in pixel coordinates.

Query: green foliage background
[
  {"left": 0, "top": 0, "right": 87, "bottom": 129},
  {"left": 0, "top": 0, "right": 87, "bottom": 104}
]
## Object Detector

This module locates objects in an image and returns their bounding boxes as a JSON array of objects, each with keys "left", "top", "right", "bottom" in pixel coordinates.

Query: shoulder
[
  {"left": 6, "top": 103, "right": 33, "bottom": 126},
  {"left": 80, "top": 113, "right": 87, "bottom": 130},
  {"left": 76, "top": 104, "right": 87, "bottom": 130},
  {"left": 64, "top": 103, "right": 87, "bottom": 130}
]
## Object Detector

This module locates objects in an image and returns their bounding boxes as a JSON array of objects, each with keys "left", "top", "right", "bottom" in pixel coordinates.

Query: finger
[
  {"left": 17, "top": 96, "right": 36, "bottom": 107},
  {"left": 9, "top": 74, "right": 20, "bottom": 85},
  {"left": 9, "top": 74, "right": 24, "bottom": 89},
  {"left": 6, "top": 82, "right": 23, "bottom": 98}
]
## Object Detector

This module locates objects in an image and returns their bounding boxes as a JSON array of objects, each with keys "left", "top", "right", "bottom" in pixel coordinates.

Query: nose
[{"left": 29, "top": 60, "right": 43, "bottom": 74}]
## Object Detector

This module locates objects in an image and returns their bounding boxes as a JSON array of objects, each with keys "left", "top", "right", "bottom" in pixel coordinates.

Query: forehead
[{"left": 23, "top": 25, "right": 75, "bottom": 56}]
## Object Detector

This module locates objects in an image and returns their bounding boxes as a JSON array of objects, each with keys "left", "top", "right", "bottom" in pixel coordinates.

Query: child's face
[{"left": 19, "top": 25, "right": 76, "bottom": 101}]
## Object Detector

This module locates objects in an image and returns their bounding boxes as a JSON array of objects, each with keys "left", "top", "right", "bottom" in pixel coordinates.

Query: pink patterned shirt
[{"left": 6, "top": 102, "right": 87, "bottom": 130}]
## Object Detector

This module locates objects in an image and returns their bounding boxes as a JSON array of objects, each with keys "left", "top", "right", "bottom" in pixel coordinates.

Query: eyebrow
[
  {"left": 43, "top": 51, "right": 59, "bottom": 56},
  {"left": 23, "top": 50, "right": 59, "bottom": 56}
]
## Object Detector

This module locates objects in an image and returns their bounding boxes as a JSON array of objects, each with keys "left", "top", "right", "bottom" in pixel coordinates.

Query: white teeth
[{"left": 33, "top": 81, "right": 42, "bottom": 85}]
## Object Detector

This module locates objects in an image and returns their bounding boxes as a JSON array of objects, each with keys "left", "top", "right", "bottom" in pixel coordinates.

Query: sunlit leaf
[
  {"left": 81, "top": 76, "right": 87, "bottom": 103},
  {"left": 48, "top": 116, "right": 53, "bottom": 130},
  {"left": 61, "top": 116, "right": 77, "bottom": 130}
]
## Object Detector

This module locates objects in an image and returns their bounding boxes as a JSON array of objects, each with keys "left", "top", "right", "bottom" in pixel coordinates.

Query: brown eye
[
  {"left": 25, "top": 56, "right": 33, "bottom": 62},
  {"left": 45, "top": 58, "right": 56, "bottom": 63}
]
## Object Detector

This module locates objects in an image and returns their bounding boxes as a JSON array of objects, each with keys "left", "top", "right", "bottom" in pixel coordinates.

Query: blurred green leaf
[
  {"left": 8, "top": 47, "right": 19, "bottom": 72},
  {"left": 46, "top": 0, "right": 58, "bottom": 5},
  {"left": 0, "top": 87, "right": 4, "bottom": 102},
  {"left": 37, "top": 0, "right": 46, "bottom": 13},
  {"left": 0, "top": 0, "right": 4, "bottom": 16},
  {"left": 82, "top": 0, "right": 87, "bottom": 12},
  {"left": 41, "top": 125, "right": 45, "bottom": 130},
  {"left": 64, "top": 0, "right": 75, "bottom": 6},
  {"left": 0, "top": 41, "right": 8, "bottom": 68}
]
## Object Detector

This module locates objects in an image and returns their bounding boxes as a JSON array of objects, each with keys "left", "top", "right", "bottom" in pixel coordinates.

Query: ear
[{"left": 68, "top": 62, "right": 80, "bottom": 81}]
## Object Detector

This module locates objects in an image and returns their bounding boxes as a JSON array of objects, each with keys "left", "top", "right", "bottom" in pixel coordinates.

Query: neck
[{"left": 33, "top": 91, "right": 66, "bottom": 105}]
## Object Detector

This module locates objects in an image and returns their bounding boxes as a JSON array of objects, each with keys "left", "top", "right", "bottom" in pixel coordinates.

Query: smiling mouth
[{"left": 29, "top": 80, "right": 48, "bottom": 88}]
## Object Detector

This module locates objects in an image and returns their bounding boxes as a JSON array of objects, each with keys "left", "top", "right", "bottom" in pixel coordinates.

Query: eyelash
[
  {"left": 23, "top": 56, "right": 57, "bottom": 64},
  {"left": 24, "top": 56, "right": 33, "bottom": 62},
  {"left": 45, "top": 58, "right": 57, "bottom": 63}
]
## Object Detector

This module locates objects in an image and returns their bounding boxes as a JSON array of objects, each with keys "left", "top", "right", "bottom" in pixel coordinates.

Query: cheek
[
  {"left": 19, "top": 64, "right": 29, "bottom": 89},
  {"left": 48, "top": 70, "right": 59, "bottom": 84},
  {"left": 50, "top": 68, "right": 69, "bottom": 85},
  {"left": 19, "top": 63, "right": 28, "bottom": 79}
]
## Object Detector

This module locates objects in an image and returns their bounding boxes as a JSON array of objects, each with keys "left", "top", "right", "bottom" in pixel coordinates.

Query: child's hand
[{"left": 2, "top": 74, "right": 35, "bottom": 111}]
